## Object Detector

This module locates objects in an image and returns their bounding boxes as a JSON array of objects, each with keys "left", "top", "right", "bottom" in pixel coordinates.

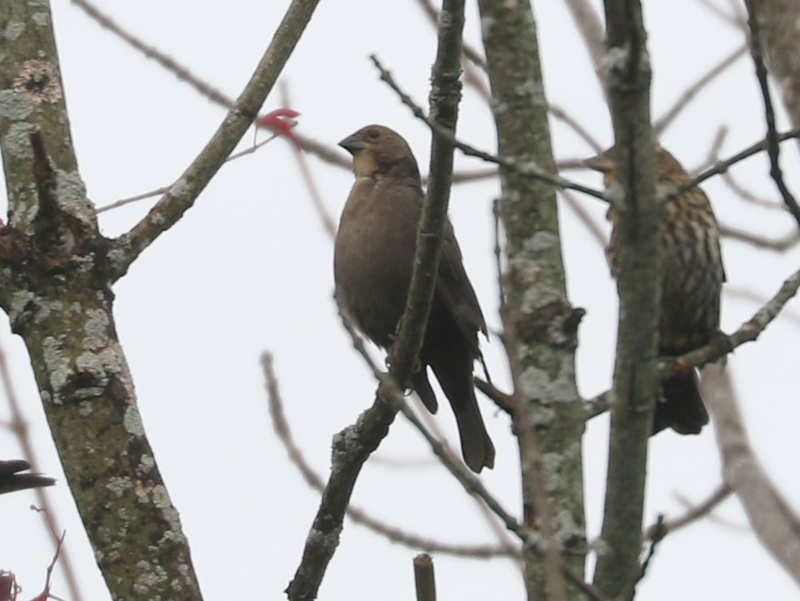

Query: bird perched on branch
[
  {"left": 586, "top": 146, "right": 725, "bottom": 435},
  {"left": 0, "top": 460, "right": 55, "bottom": 494},
  {"left": 334, "top": 124, "right": 495, "bottom": 472}
]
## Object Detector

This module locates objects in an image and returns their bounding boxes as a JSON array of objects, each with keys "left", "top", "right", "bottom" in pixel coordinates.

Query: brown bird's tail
[
  {"left": 451, "top": 390, "right": 496, "bottom": 473},
  {"left": 428, "top": 356, "right": 495, "bottom": 472},
  {"left": 654, "top": 372, "right": 709, "bottom": 435}
]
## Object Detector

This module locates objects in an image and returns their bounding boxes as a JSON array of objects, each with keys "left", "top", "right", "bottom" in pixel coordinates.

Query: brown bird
[
  {"left": 334, "top": 124, "right": 495, "bottom": 472},
  {"left": 586, "top": 146, "right": 725, "bottom": 434},
  {"left": 0, "top": 460, "right": 55, "bottom": 494}
]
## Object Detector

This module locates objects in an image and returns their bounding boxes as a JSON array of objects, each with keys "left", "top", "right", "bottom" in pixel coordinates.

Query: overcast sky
[{"left": 2, "top": 1, "right": 799, "bottom": 600}]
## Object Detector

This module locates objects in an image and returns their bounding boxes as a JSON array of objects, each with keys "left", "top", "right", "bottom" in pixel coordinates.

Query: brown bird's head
[
  {"left": 584, "top": 145, "right": 690, "bottom": 187},
  {"left": 339, "top": 124, "right": 420, "bottom": 180}
]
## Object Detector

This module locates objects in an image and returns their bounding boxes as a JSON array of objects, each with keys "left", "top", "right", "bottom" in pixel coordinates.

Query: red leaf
[{"left": 256, "top": 108, "right": 301, "bottom": 150}]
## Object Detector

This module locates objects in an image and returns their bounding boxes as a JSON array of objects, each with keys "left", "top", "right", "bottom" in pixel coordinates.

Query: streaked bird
[
  {"left": 586, "top": 146, "right": 725, "bottom": 434},
  {"left": 335, "top": 124, "right": 495, "bottom": 472}
]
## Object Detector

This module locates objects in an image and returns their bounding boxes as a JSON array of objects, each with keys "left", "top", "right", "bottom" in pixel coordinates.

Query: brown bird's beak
[
  {"left": 584, "top": 152, "right": 615, "bottom": 173},
  {"left": 338, "top": 134, "right": 368, "bottom": 154}
]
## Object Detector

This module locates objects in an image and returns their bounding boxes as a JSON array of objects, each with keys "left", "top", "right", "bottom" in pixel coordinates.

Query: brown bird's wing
[
  {"left": 0, "top": 460, "right": 55, "bottom": 494},
  {"left": 436, "top": 220, "right": 488, "bottom": 345}
]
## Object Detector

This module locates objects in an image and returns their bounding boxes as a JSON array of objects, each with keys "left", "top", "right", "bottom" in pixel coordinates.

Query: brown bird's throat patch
[{"left": 352, "top": 150, "right": 379, "bottom": 178}]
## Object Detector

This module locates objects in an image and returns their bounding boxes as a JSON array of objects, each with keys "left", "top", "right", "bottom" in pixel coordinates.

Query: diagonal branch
[
  {"left": 108, "top": 0, "right": 320, "bottom": 278},
  {"left": 643, "top": 483, "right": 732, "bottom": 540},
  {"left": 702, "top": 365, "right": 800, "bottom": 585},
  {"left": 261, "top": 352, "right": 518, "bottom": 559},
  {"left": 664, "top": 266, "right": 800, "bottom": 371},
  {"left": 585, "top": 266, "right": 800, "bottom": 420},
  {"left": 654, "top": 44, "right": 747, "bottom": 135},
  {"left": 672, "top": 128, "right": 800, "bottom": 198},
  {"left": 369, "top": 55, "right": 607, "bottom": 201}
]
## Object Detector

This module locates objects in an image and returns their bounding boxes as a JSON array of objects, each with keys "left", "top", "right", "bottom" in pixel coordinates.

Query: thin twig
[
  {"left": 0, "top": 343, "right": 84, "bottom": 601},
  {"left": 743, "top": 0, "right": 800, "bottom": 226},
  {"left": 722, "top": 172, "right": 786, "bottom": 211},
  {"left": 96, "top": 133, "right": 282, "bottom": 214},
  {"left": 71, "top": 0, "right": 232, "bottom": 107},
  {"left": 654, "top": 45, "right": 747, "bottom": 135},
  {"left": 560, "top": 189, "right": 608, "bottom": 248},
  {"left": 279, "top": 83, "right": 337, "bottom": 238},
  {"left": 626, "top": 516, "right": 665, "bottom": 600},
  {"left": 369, "top": 54, "right": 607, "bottom": 202},
  {"left": 550, "top": 104, "right": 603, "bottom": 152},
  {"left": 671, "top": 128, "right": 800, "bottom": 199},
  {"left": 73, "top": 0, "right": 349, "bottom": 176},
  {"left": 690, "top": 125, "right": 729, "bottom": 176},
  {"left": 413, "top": 0, "right": 487, "bottom": 71},
  {"left": 664, "top": 266, "right": 800, "bottom": 372},
  {"left": 719, "top": 223, "right": 800, "bottom": 251},
  {"left": 109, "top": 0, "right": 320, "bottom": 277},
  {"left": 588, "top": 268, "right": 800, "bottom": 421},
  {"left": 725, "top": 286, "right": 800, "bottom": 326},
  {"left": 644, "top": 484, "right": 733, "bottom": 540},
  {"left": 261, "top": 352, "right": 517, "bottom": 558},
  {"left": 695, "top": 0, "right": 747, "bottom": 28}
]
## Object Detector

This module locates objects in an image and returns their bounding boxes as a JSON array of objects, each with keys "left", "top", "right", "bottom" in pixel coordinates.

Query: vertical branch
[
  {"left": 390, "top": 0, "right": 465, "bottom": 375},
  {"left": 592, "top": 2, "right": 660, "bottom": 598},
  {"left": 477, "top": 1, "right": 586, "bottom": 599},
  {"left": 743, "top": 0, "right": 800, "bottom": 225},
  {"left": 285, "top": 4, "right": 466, "bottom": 599}
]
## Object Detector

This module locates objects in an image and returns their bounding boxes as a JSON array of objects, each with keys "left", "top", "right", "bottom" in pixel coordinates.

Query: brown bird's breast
[
  {"left": 606, "top": 186, "right": 724, "bottom": 355},
  {"left": 334, "top": 175, "right": 421, "bottom": 347}
]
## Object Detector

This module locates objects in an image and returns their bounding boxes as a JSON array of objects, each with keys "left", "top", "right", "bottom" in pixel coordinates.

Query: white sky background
[{"left": 1, "top": 1, "right": 799, "bottom": 599}]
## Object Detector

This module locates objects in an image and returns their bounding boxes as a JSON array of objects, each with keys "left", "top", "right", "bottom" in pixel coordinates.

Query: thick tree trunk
[
  {"left": 0, "top": 2, "right": 203, "bottom": 599},
  {"left": 477, "top": 2, "right": 586, "bottom": 599}
]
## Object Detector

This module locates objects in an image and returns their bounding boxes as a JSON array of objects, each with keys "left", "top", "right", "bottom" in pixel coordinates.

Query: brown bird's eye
[{"left": 366, "top": 129, "right": 380, "bottom": 140}]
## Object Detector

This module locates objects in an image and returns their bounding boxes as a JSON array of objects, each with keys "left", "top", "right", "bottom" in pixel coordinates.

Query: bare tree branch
[
  {"left": 0, "top": 344, "right": 84, "bottom": 601},
  {"left": 369, "top": 55, "right": 607, "bottom": 201},
  {"left": 261, "top": 352, "right": 518, "bottom": 559},
  {"left": 560, "top": 190, "right": 608, "bottom": 247},
  {"left": 672, "top": 128, "right": 800, "bottom": 198},
  {"left": 587, "top": 267, "right": 800, "bottom": 419},
  {"left": 755, "top": 0, "right": 800, "bottom": 144},
  {"left": 720, "top": 223, "right": 800, "bottom": 251},
  {"left": 654, "top": 45, "right": 747, "bottom": 135},
  {"left": 742, "top": 1, "right": 800, "bottom": 226},
  {"left": 109, "top": 0, "right": 320, "bottom": 278},
  {"left": 702, "top": 365, "right": 800, "bottom": 585},
  {"left": 644, "top": 483, "right": 733, "bottom": 540},
  {"left": 563, "top": 0, "right": 608, "bottom": 92},
  {"left": 695, "top": 0, "right": 747, "bottom": 28},
  {"left": 592, "top": 3, "right": 661, "bottom": 598},
  {"left": 286, "top": 4, "right": 468, "bottom": 597},
  {"left": 666, "top": 266, "right": 800, "bottom": 371}
]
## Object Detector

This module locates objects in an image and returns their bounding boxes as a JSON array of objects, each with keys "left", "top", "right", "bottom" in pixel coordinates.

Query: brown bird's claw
[{"left": 672, "top": 359, "right": 694, "bottom": 377}]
